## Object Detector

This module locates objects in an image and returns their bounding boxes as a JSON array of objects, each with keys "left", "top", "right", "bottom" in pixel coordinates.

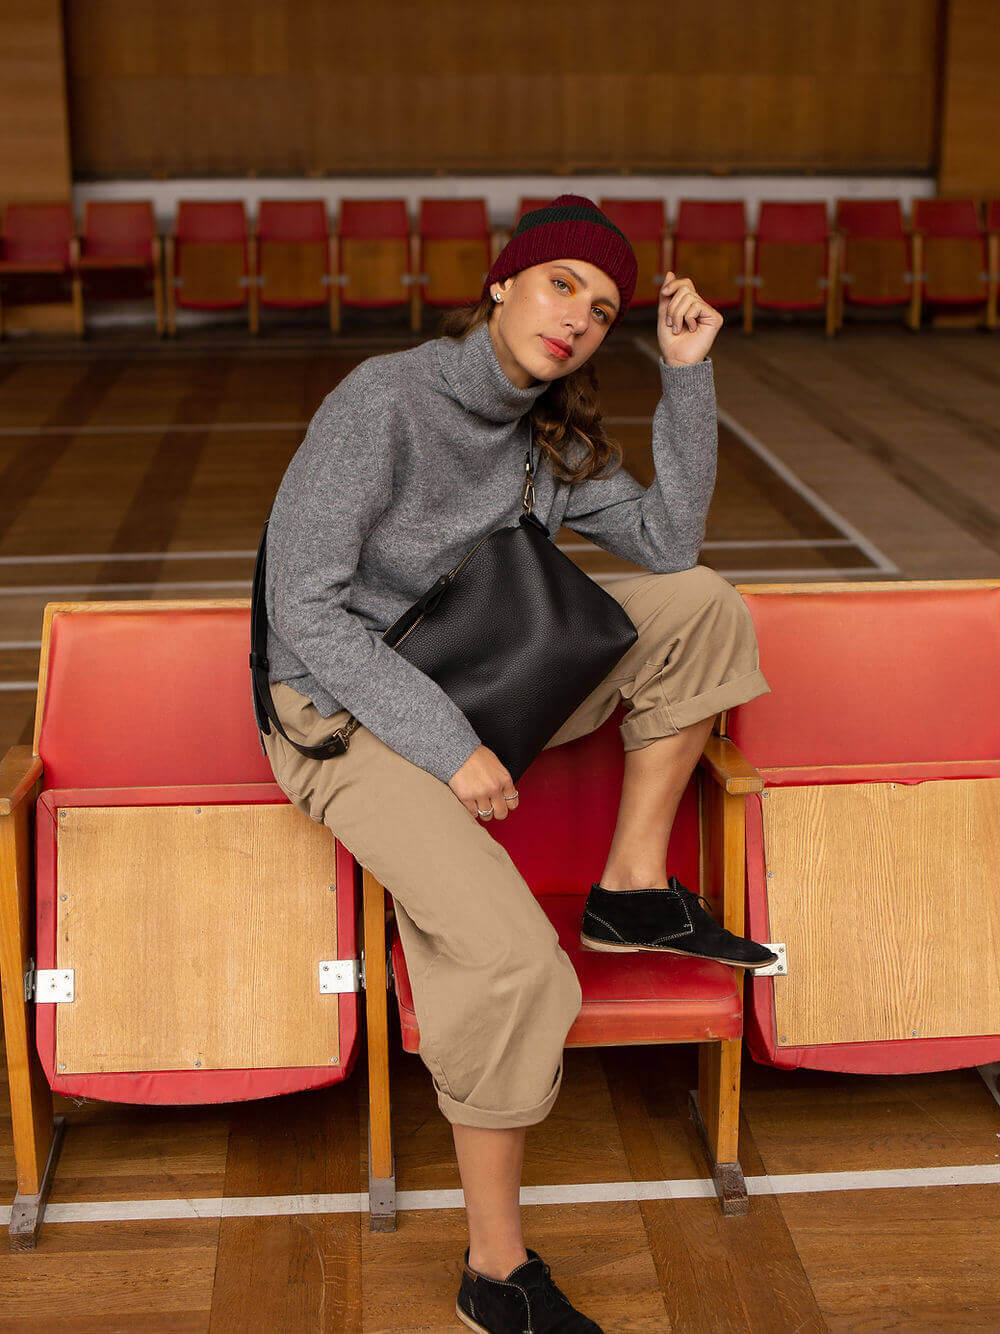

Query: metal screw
[
  {"left": 762, "top": 791, "right": 769, "bottom": 798},
  {"left": 322, "top": 964, "right": 329, "bottom": 972},
  {"left": 60, "top": 894, "right": 67, "bottom": 901},
  {"left": 911, "top": 1030, "right": 918, "bottom": 1037},
  {"left": 194, "top": 807, "right": 201, "bottom": 814},
  {"left": 767, "top": 871, "right": 773, "bottom": 878},
  {"left": 194, "top": 1060, "right": 201, "bottom": 1067},
  {"left": 58, "top": 1062, "right": 66, "bottom": 1070},
  {"left": 330, "top": 1057, "right": 338, "bottom": 1064},
  {"left": 59, "top": 810, "right": 66, "bottom": 818},
  {"left": 779, "top": 1036, "right": 787, "bottom": 1043}
]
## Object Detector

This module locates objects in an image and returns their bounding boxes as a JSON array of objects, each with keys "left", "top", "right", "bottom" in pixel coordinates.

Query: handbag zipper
[{"left": 390, "top": 529, "right": 492, "bottom": 650}]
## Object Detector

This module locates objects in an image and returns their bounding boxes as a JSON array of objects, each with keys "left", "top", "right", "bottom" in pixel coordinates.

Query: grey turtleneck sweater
[{"left": 265, "top": 319, "right": 718, "bottom": 784}]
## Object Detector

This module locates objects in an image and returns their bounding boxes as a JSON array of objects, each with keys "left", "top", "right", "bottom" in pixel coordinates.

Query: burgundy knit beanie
[{"left": 482, "top": 194, "right": 638, "bottom": 332}]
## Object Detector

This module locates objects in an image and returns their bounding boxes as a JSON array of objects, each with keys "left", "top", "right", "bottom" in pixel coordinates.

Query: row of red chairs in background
[{"left": 1, "top": 195, "right": 998, "bottom": 340}]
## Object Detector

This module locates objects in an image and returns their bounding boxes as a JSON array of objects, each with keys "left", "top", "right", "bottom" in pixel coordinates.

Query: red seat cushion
[{"left": 391, "top": 894, "right": 742, "bottom": 1052}]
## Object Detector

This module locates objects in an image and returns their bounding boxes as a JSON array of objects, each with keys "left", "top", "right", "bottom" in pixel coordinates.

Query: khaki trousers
[{"left": 262, "top": 564, "right": 770, "bottom": 1130}]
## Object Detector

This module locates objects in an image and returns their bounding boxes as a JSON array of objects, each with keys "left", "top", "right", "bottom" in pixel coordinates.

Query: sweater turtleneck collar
[{"left": 436, "top": 318, "right": 549, "bottom": 424}]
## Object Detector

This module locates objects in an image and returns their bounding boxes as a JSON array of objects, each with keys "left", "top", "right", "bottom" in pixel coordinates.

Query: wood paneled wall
[
  {"left": 938, "top": 0, "right": 1000, "bottom": 197},
  {"left": 0, "top": 0, "right": 72, "bottom": 206},
  {"left": 63, "top": 0, "right": 942, "bottom": 179}
]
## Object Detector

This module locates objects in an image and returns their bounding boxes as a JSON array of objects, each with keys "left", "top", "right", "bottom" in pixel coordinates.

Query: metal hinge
[
  {"left": 755, "top": 943, "right": 787, "bottom": 977},
  {"left": 26, "top": 961, "right": 75, "bottom": 1003},
  {"left": 318, "top": 958, "right": 361, "bottom": 993}
]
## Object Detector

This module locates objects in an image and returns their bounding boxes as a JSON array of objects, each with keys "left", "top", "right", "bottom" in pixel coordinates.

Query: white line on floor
[
  {"left": 0, "top": 537, "right": 854, "bottom": 567},
  {"left": 0, "top": 416, "right": 647, "bottom": 436},
  {"left": 631, "top": 334, "right": 899, "bottom": 576},
  {"left": 0, "top": 421, "right": 308, "bottom": 436},
  {"left": 0, "top": 550, "right": 258, "bottom": 564},
  {"left": 0, "top": 561, "right": 890, "bottom": 602},
  {"left": 2, "top": 1164, "right": 998, "bottom": 1227},
  {"left": 0, "top": 580, "right": 250, "bottom": 596}
]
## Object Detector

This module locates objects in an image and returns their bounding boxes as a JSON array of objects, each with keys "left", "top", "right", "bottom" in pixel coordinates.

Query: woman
[{"left": 261, "top": 195, "right": 774, "bottom": 1334}]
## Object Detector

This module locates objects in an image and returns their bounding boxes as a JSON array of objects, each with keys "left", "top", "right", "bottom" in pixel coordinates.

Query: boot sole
[
  {"left": 579, "top": 931, "right": 776, "bottom": 970},
  {"left": 455, "top": 1302, "right": 490, "bottom": 1333}
]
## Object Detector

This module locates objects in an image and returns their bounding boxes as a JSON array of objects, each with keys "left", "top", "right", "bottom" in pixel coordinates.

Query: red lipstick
[{"left": 541, "top": 336, "right": 572, "bottom": 359}]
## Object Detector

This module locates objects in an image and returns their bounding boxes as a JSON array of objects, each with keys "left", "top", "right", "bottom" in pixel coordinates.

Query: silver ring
[
  {"left": 505, "top": 790, "right": 518, "bottom": 801},
  {"left": 477, "top": 808, "right": 493, "bottom": 818}
]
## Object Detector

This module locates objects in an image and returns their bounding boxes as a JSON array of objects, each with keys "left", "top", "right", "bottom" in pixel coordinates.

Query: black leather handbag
[{"left": 250, "top": 424, "right": 639, "bottom": 784}]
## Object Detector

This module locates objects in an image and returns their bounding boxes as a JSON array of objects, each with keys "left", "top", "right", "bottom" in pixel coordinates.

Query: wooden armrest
[
  {"left": 0, "top": 746, "right": 43, "bottom": 816},
  {"left": 698, "top": 735, "right": 763, "bottom": 794}
]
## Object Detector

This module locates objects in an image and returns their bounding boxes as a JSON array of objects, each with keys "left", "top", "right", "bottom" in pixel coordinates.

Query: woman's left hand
[{"left": 657, "top": 272, "right": 723, "bottom": 366}]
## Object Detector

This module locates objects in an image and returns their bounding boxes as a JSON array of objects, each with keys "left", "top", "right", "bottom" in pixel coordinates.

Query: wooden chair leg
[
  {"left": 743, "top": 235, "right": 754, "bottom": 333},
  {"left": 694, "top": 734, "right": 752, "bottom": 1215},
  {"left": 1, "top": 749, "right": 64, "bottom": 1249},
  {"left": 165, "top": 236, "right": 177, "bottom": 337},
  {"left": 906, "top": 232, "right": 922, "bottom": 331},
  {"left": 152, "top": 236, "right": 165, "bottom": 337},
  {"left": 328, "top": 235, "right": 340, "bottom": 335},
  {"left": 362, "top": 866, "right": 396, "bottom": 1231},
  {"left": 690, "top": 1038, "right": 747, "bottom": 1216},
  {"left": 410, "top": 232, "right": 422, "bottom": 334}
]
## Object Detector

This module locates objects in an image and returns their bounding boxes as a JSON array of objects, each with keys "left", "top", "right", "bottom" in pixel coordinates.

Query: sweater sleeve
[
  {"left": 560, "top": 356, "right": 718, "bottom": 572},
  {"left": 267, "top": 390, "right": 483, "bottom": 786}
]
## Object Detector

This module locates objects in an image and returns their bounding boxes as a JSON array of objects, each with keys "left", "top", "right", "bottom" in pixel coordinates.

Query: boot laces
[
  {"left": 526, "top": 1262, "right": 566, "bottom": 1312},
  {"left": 673, "top": 881, "right": 716, "bottom": 918}
]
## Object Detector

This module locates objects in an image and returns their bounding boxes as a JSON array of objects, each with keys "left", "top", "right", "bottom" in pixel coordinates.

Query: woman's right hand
[{"left": 449, "top": 744, "right": 519, "bottom": 822}]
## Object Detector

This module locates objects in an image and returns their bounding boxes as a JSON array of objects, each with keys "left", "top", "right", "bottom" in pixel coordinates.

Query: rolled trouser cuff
[
  {"left": 434, "top": 1059, "right": 564, "bottom": 1129},
  {"left": 621, "top": 666, "right": 771, "bottom": 748}
]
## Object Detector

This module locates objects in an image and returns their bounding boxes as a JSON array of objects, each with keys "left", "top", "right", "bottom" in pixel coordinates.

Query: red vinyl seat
[
  {"left": 599, "top": 198, "right": 669, "bottom": 309},
  {"left": 672, "top": 200, "right": 749, "bottom": 313},
  {"left": 0, "top": 202, "right": 83, "bottom": 337},
  {"left": 392, "top": 893, "right": 741, "bottom": 1051},
  {"left": 387, "top": 703, "right": 739, "bottom": 1055},
  {"left": 29, "top": 603, "right": 359, "bottom": 1106},
  {"left": 729, "top": 581, "right": 1000, "bottom": 1076},
  {"left": 911, "top": 197, "right": 988, "bottom": 311}
]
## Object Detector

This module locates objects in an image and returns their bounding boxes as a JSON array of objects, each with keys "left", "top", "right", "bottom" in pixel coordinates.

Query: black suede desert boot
[
  {"left": 580, "top": 875, "right": 777, "bottom": 969},
  {"left": 456, "top": 1246, "right": 604, "bottom": 1333}
]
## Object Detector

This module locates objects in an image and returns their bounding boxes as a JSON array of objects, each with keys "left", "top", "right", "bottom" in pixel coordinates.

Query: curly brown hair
[{"left": 435, "top": 295, "right": 626, "bottom": 487}]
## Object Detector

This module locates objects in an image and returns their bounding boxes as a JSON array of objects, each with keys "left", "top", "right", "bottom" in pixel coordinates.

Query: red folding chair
[
  {"left": 910, "top": 198, "right": 989, "bottom": 328},
  {"left": 833, "top": 199, "right": 917, "bottom": 331},
  {"left": 985, "top": 199, "right": 999, "bottom": 330},
  {"left": 165, "top": 200, "right": 253, "bottom": 336},
  {"left": 76, "top": 200, "right": 163, "bottom": 336},
  {"left": 254, "top": 199, "right": 334, "bottom": 333},
  {"left": 0, "top": 601, "right": 364, "bottom": 1247},
  {"left": 599, "top": 199, "right": 669, "bottom": 309},
  {"left": 0, "top": 202, "right": 82, "bottom": 338},
  {"left": 750, "top": 201, "right": 837, "bottom": 336},
  {"left": 333, "top": 198, "right": 414, "bottom": 334},
  {"left": 727, "top": 579, "right": 1000, "bottom": 1085},
  {"left": 364, "top": 702, "right": 762, "bottom": 1226},
  {"left": 672, "top": 200, "right": 750, "bottom": 326},
  {"left": 415, "top": 198, "right": 491, "bottom": 331}
]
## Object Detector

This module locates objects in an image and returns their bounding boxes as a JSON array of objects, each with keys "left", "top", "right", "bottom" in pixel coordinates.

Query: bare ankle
[
  {"left": 466, "top": 1246, "right": 529, "bottom": 1280},
  {"left": 597, "top": 872, "right": 668, "bottom": 892}
]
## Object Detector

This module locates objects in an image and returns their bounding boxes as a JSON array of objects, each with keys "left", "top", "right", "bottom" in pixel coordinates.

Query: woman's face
[{"left": 488, "top": 258, "right": 619, "bottom": 389}]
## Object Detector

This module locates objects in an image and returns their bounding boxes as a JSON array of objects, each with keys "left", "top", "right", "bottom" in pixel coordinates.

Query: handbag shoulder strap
[
  {"left": 249, "top": 507, "right": 350, "bottom": 760},
  {"left": 522, "top": 417, "right": 536, "bottom": 516}
]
